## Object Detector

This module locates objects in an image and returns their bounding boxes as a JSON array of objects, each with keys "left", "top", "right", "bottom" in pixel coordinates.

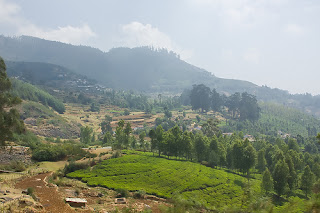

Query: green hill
[
  {"left": 11, "top": 78, "right": 65, "bottom": 113},
  {"left": 222, "top": 102, "right": 320, "bottom": 137},
  {"left": 67, "top": 151, "right": 260, "bottom": 210}
]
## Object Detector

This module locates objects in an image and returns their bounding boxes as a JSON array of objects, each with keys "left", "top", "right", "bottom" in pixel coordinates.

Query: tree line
[
  {"left": 186, "top": 84, "right": 261, "bottom": 123},
  {"left": 85, "top": 115, "right": 320, "bottom": 199}
]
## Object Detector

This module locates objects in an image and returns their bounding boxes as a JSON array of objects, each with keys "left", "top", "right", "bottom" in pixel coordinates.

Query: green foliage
[
  {"left": 0, "top": 160, "right": 26, "bottom": 172},
  {"left": 90, "top": 102, "right": 100, "bottom": 112},
  {"left": 261, "top": 168, "right": 273, "bottom": 194},
  {"left": 223, "top": 102, "right": 320, "bottom": 137},
  {"left": 11, "top": 78, "right": 65, "bottom": 113},
  {"left": 67, "top": 152, "right": 260, "bottom": 209},
  {"left": 62, "top": 161, "right": 90, "bottom": 176},
  {"left": 301, "top": 165, "right": 315, "bottom": 198},
  {"left": 115, "top": 188, "right": 129, "bottom": 198},
  {"left": 273, "top": 160, "right": 289, "bottom": 196},
  {"left": 0, "top": 57, "right": 25, "bottom": 146},
  {"left": 80, "top": 126, "right": 93, "bottom": 144},
  {"left": 32, "top": 142, "right": 87, "bottom": 162}
]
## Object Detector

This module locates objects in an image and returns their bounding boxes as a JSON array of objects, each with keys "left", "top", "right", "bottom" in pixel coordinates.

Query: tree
[
  {"left": 301, "top": 165, "right": 315, "bottom": 198},
  {"left": 80, "top": 126, "right": 93, "bottom": 144},
  {"left": 90, "top": 102, "right": 100, "bottom": 112},
  {"left": 0, "top": 57, "right": 25, "bottom": 146},
  {"left": 190, "top": 84, "right": 211, "bottom": 113},
  {"left": 261, "top": 168, "right": 273, "bottom": 195},
  {"left": 257, "top": 149, "right": 267, "bottom": 173},
  {"left": 123, "top": 122, "right": 132, "bottom": 148},
  {"left": 211, "top": 88, "right": 222, "bottom": 112},
  {"left": 156, "top": 125, "right": 165, "bottom": 156},
  {"left": 273, "top": 160, "right": 289, "bottom": 197},
  {"left": 149, "top": 129, "right": 156, "bottom": 154},
  {"left": 239, "top": 92, "right": 260, "bottom": 122},
  {"left": 139, "top": 131, "right": 146, "bottom": 151},
  {"left": 103, "top": 132, "right": 113, "bottom": 145},
  {"left": 201, "top": 118, "right": 220, "bottom": 138},
  {"left": 164, "top": 106, "right": 172, "bottom": 118},
  {"left": 226, "top": 92, "right": 241, "bottom": 119},
  {"left": 100, "top": 115, "right": 112, "bottom": 134},
  {"left": 242, "top": 142, "right": 256, "bottom": 177}
]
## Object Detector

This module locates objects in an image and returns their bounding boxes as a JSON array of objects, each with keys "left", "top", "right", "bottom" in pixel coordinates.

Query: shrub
[
  {"left": 63, "top": 161, "right": 90, "bottom": 176},
  {"left": 111, "top": 150, "right": 122, "bottom": 159},
  {"left": 116, "top": 188, "right": 129, "bottom": 198},
  {"left": 133, "top": 190, "right": 146, "bottom": 199}
]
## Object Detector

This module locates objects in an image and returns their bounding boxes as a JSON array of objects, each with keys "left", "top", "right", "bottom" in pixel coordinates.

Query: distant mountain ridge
[
  {"left": 1, "top": 35, "right": 320, "bottom": 117},
  {"left": 0, "top": 35, "right": 256, "bottom": 93}
]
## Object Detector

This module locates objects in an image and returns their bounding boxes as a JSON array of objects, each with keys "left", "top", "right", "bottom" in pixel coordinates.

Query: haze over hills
[
  {"left": 1, "top": 35, "right": 320, "bottom": 117},
  {"left": 0, "top": 35, "right": 256, "bottom": 93}
]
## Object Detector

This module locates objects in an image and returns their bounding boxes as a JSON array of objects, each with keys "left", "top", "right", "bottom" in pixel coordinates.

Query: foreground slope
[{"left": 67, "top": 152, "right": 260, "bottom": 209}]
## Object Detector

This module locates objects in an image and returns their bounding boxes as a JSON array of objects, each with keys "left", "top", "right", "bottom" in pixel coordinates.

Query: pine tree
[
  {"left": 261, "top": 168, "right": 273, "bottom": 195},
  {"left": 301, "top": 165, "right": 315, "bottom": 198},
  {"left": 0, "top": 57, "right": 24, "bottom": 146},
  {"left": 273, "top": 160, "right": 289, "bottom": 197}
]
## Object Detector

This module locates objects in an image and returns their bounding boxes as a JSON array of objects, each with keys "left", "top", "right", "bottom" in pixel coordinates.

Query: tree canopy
[{"left": 0, "top": 57, "right": 24, "bottom": 146}]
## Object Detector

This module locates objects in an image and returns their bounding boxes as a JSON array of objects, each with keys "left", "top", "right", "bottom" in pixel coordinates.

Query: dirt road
[{"left": 15, "top": 173, "right": 75, "bottom": 213}]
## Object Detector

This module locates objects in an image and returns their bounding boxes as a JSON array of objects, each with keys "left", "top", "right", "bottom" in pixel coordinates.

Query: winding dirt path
[{"left": 15, "top": 173, "right": 75, "bottom": 213}]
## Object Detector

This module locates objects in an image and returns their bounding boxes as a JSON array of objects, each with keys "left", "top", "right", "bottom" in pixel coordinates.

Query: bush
[
  {"left": 111, "top": 150, "right": 122, "bottom": 159},
  {"left": 63, "top": 161, "right": 90, "bottom": 176},
  {"left": 133, "top": 190, "right": 146, "bottom": 199},
  {"left": 5, "top": 161, "right": 26, "bottom": 172},
  {"left": 116, "top": 188, "right": 129, "bottom": 198}
]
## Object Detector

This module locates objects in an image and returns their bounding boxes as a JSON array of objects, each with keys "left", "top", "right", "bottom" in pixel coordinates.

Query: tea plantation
[{"left": 67, "top": 152, "right": 260, "bottom": 209}]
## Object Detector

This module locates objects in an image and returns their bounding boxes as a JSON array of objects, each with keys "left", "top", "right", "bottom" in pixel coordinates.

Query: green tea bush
[{"left": 67, "top": 152, "right": 260, "bottom": 209}]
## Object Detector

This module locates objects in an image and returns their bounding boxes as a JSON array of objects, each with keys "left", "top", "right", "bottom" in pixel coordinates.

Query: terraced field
[{"left": 67, "top": 152, "right": 260, "bottom": 209}]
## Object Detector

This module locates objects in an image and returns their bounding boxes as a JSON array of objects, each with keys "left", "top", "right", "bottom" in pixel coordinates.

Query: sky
[{"left": 0, "top": 0, "right": 319, "bottom": 95}]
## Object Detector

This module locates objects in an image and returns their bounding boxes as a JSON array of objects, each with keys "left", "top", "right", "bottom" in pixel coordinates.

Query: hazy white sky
[{"left": 1, "top": 0, "right": 319, "bottom": 94}]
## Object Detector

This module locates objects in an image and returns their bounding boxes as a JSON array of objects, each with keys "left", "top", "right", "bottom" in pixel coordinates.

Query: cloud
[
  {"left": 19, "top": 24, "right": 96, "bottom": 45},
  {"left": 0, "top": 0, "right": 20, "bottom": 24},
  {"left": 285, "top": 24, "right": 305, "bottom": 35},
  {"left": 188, "top": 0, "right": 288, "bottom": 30},
  {"left": 243, "top": 48, "right": 260, "bottom": 64},
  {"left": 118, "top": 21, "right": 192, "bottom": 60},
  {"left": 0, "top": 0, "right": 96, "bottom": 45}
]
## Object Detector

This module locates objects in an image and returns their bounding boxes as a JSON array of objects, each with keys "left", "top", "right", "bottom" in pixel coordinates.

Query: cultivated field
[{"left": 67, "top": 151, "right": 260, "bottom": 210}]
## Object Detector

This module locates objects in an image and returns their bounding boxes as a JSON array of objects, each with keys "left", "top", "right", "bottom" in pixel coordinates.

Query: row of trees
[
  {"left": 92, "top": 116, "right": 320, "bottom": 198},
  {"left": 188, "top": 84, "right": 261, "bottom": 122}
]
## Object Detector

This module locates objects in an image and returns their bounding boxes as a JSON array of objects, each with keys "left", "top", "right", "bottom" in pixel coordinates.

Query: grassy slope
[
  {"left": 67, "top": 152, "right": 260, "bottom": 209},
  {"left": 18, "top": 101, "right": 80, "bottom": 139}
]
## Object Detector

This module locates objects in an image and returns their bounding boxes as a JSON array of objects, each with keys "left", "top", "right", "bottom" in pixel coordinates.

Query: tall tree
[
  {"left": 80, "top": 126, "right": 93, "bottom": 144},
  {"left": 242, "top": 142, "right": 256, "bottom": 177},
  {"left": 273, "top": 160, "right": 289, "bottom": 197},
  {"left": 100, "top": 115, "right": 113, "bottom": 134},
  {"left": 257, "top": 149, "right": 267, "bottom": 173},
  {"left": 139, "top": 131, "right": 146, "bottom": 152},
  {"left": 211, "top": 88, "right": 222, "bottom": 112},
  {"left": 201, "top": 118, "right": 220, "bottom": 138},
  {"left": 261, "top": 168, "right": 273, "bottom": 195},
  {"left": 226, "top": 92, "right": 241, "bottom": 119},
  {"left": 190, "top": 84, "right": 211, "bottom": 113},
  {"left": 301, "top": 165, "right": 315, "bottom": 198},
  {"left": 239, "top": 92, "right": 260, "bottom": 122},
  {"left": 0, "top": 57, "right": 24, "bottom": 146}
]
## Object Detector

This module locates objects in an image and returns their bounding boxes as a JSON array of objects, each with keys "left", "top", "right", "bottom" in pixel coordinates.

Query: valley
[{"left": 1, "top": 37, "right": 320, "bottom": 212}]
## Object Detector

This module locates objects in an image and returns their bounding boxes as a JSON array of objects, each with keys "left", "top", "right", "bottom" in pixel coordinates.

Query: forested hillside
[
  {"left": 1, "top": 35, "right": 320, "bottom": 117},
  {"left": 0, "top": 35, "right": 256, "bottom": 93}
]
